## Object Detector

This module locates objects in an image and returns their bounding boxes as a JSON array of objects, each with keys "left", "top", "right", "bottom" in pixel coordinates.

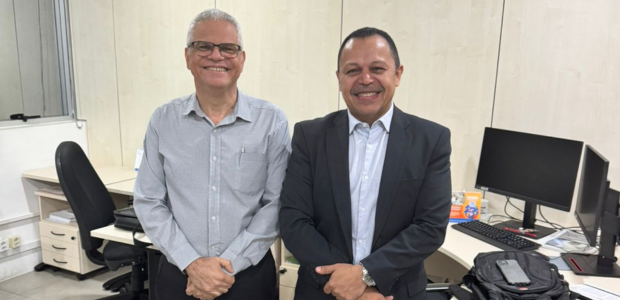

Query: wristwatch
[{"left": 359, "top": 262, "right": 376, "bottom": 286}]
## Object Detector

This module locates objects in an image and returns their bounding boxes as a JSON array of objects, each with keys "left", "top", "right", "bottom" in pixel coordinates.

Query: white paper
[{"left": 572, "top": 284, "right": 620, "bottom": 300}]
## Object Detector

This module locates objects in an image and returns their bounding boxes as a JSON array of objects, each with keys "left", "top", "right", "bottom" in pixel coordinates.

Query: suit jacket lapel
[
  {"left": 372, "top": 107, "right": 411, "bottom": 248},
  {"left": 326, "top": 111, "right": 353, "bottom": 259}
]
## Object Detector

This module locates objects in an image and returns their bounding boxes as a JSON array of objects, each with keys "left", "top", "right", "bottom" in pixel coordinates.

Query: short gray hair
[{"left": 186, "top": 9, "right": 243, "bottom": 47}]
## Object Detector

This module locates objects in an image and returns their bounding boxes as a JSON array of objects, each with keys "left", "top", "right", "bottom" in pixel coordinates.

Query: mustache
[{"left": 350, "top": 84, "right": 384, "bottom": 95}]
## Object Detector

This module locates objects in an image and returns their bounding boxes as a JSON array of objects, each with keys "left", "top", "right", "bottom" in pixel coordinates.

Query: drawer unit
[
  {"left": 279, "top": 286, "right": 295, "bottom": 300},
  {"left": 279, "top": 263, "right": 299, "bottom": 288},
  {"left": 37, "top": 207, "right": 102, "bottom": 275}
]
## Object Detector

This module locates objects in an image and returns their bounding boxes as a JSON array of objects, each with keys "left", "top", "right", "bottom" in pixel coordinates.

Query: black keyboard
[{"left": 452, "top": 220, "right": 540, "bottom": 251}]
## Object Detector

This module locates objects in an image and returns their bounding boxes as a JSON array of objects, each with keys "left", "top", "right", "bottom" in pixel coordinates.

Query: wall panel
[
  {"left": 342, "top": 0, "right": 503, "bottom": 189},
  {"left": 218, "top": 0, "right": 341, "bottom": 130},
  {"left": 493, "top": 0, "right": 620, "bottom": 225},
  {"left": 113, "top": 0, "right": 214, "bottom": 166},
  {"left": 69, "top": 0, "right": 122, "bottom": 165}
]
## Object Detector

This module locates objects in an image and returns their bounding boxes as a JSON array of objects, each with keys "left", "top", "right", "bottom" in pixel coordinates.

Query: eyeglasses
[{"left": 187, "top": 41, "right": 242, "bottom": 58}]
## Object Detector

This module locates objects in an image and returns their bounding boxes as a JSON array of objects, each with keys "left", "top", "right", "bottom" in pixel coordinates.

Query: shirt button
[
  {"left": 212, "top": 186, "right": 216, "bottom": 191},
  {"left": 361, "top": 208, "right": 366, "bottom": 213},
  {"left": 211, "top": 216, "right": 216, "bottom": 222},
  {"left": 213, "top": 129, "right": 217, "bottom": 133},
  {"left": 358, "top": 240, "right": 364, "bottom": 245},
  {"left": 211, "top": 246, "right": 215, "bottom": 249},
  {"left": 212, "top": 156, "right": 217, "bottom": 161},
  {"left": 364, "top": 175, "right": 369, "bottom": 180}
]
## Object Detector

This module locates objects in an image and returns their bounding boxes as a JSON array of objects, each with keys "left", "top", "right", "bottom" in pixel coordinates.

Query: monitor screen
[
  {"left": 574, "top": 145, "right": 610, "bottom": 247},
  {"left": 475, "top": 127, "right": 583, "bottom": 212}
]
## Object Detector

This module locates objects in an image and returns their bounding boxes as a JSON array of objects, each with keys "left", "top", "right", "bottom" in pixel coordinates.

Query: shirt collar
[
  {"left": 347, "top": 102, "right": 394, "bottom": 134},
  {"left": 181, "top": 90, "right": 253, "bottom": 123}
]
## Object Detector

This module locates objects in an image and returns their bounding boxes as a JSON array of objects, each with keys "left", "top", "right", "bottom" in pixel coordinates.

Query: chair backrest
[{"left": 55, "top": 141, "right": 116, "bottom": 252}]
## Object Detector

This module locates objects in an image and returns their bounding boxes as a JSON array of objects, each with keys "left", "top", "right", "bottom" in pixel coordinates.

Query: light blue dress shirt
[{"left": 348, "top": 104, "right": 393, "bottom": 264}]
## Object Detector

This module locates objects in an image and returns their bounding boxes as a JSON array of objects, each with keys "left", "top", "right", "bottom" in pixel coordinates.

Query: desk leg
[{"left": 147, "top": 250, "right": 162, "bottom": 300}]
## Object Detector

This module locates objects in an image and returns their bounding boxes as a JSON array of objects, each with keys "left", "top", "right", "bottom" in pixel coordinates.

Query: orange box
[{"left": 450, "top": 191, "right": 482, "bottom": 222}]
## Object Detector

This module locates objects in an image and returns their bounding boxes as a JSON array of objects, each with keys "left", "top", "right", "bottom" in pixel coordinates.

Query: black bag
[
  {"left": 113, "top": 207, "right": 144, "bottom": 233},
  {"left": 451, "top": 251, "right": 573, "bottom": 300}
]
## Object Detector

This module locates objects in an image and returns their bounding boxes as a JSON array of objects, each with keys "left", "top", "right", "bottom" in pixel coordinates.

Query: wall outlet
[
  {"left": 0, "top": 238, "right": 8, "bottom": 252},
  {"left": 8, "top": 235, "right": 21, "bottom": 248}
]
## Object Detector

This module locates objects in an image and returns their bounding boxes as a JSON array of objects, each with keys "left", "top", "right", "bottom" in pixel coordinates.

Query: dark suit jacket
[{"left": 279, "top": 107, "right": 452, "bottom": 300}]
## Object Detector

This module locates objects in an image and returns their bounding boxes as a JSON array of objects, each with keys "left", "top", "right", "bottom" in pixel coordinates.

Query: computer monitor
[
  {"left": 574, "top": 145, "right": 610, "bottom": 247},
  {"left": 475, "top": 127, "right": 583, "bottom": 239},
  {"left": 563, "top": 145, "right": 620, "bottom": 277}
]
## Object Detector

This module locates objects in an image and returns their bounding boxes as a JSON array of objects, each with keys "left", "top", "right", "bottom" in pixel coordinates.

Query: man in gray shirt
[{"left": 134, "top": 9, "right": 290, "bottom": 300}]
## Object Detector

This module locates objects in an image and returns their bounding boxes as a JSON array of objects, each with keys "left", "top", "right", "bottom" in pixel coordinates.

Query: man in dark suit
[{"left": 279, "top": 27, "right": 452, "bottom": 300}]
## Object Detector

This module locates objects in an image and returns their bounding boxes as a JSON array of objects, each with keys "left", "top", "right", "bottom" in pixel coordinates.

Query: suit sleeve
[
  {"left": 362, "top": 127, "right": 452, "bottom": 293},
  {"left": 279, "top": 123, "right": 349, "bottom": 286}
]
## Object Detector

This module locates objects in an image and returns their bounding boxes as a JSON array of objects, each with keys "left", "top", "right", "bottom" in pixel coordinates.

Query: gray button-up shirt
[{"left": 134, "top": 91, "right": 291, "bottom": 274}]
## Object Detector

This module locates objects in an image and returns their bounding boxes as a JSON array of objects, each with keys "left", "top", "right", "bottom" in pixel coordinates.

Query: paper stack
[{"left": 49, "top": 209, "right": 75, "bottom": 224}]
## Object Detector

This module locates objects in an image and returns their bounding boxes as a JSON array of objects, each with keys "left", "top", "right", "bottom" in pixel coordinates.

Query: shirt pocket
[{"left": 234, "top": 152, "right": 268, "bottom": 196}]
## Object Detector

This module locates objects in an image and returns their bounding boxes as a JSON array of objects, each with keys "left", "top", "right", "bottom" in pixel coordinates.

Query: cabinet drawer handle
[
  {"left": 51, "top": 231, "right": 65, "bottom": 236},
  {"left": 52, "top": 245, "right": 67, "bottom": 250},
  {"left": 53, "top": 258, "right": 68, "bottom": 264}
]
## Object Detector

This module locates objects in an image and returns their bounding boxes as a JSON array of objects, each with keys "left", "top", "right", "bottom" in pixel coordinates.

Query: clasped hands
[
  {"left": 185, "top": 257, "right": 235, "bottom": 300},
  {"left": 316, "top": 264, "right": 393, "bottom": 300}
]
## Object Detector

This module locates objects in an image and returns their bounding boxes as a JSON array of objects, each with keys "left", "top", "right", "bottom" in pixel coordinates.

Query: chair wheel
[
  {"left": 119, "top": 286, "right": 128, "bottom": 293},
  {"left": 34, "top": 263, "right": 46, "bottom": 272},
  {"left": 76, "top": 274, "right": 86, "bottom": 281}
]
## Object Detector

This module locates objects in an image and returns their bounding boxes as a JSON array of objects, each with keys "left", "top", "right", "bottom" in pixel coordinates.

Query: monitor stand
[
  {"left": 493, "top": 220, "right": 556, "bottom": 239},
  {"left": 492, "top": 202, "right": 557, "bottom": 239},
  {"left": 563, "top": 253, "right": 620, "bottom": 278},
  {"left": 563, "top": 188, "right": 620, "bottom": 278}
]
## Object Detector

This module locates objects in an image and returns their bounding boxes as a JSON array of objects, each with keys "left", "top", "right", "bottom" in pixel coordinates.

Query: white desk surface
[
  {"left": 105, "top": 179, "right": 135, "bottom": 196},
  {"left": 443, "top": 224, "right": 619, "bottom": 293},
  {"left": 91, "top": 224, "right": 153, "bottom": 248},
  {"left": 23, "top": 164, "right": 137, "bottom": 185}
]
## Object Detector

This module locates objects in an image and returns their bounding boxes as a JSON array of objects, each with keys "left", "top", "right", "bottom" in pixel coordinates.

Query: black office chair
[{"left": 55, "top": 141, "right": 148, "bottom": 300}]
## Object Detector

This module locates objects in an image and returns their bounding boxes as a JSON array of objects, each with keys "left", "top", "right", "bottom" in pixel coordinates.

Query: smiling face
[
  {"left": 185, "top": 20, "right": 245, "bottom": 92},
  {"left": 337, "top": 35, "right": 403, "bottom": 125}
]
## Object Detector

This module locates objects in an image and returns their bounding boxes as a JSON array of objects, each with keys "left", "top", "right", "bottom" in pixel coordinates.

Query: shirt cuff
[
  {"left": 220, "top": 248, "right": 252, "bottom": 276},
  {"left": 168, "top": 242, "right": 202, "bottom": 273}
]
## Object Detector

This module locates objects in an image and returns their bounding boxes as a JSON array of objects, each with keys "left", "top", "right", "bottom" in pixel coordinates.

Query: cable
[
  {"left": 503, "top": 197, "right": 520, "bottom": 220},
  {"left": 536, "top": 206, "right": 563, "bottom": 230}
]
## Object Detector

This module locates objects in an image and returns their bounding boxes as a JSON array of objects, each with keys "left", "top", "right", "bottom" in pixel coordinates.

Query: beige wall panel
[
  {"left": 342, "top": 0, "right": 503, "bottom": 189},
  {"left": 493, "top": 0, "right": 620, "bottom": 226},
  {"left": 114, "top": 0, "right": 214, "bottom": 166},
  {"left": 0, "top": 0, "right": 24, "bottom": 118},
  {"left": 217, "top": 0, "right": 341, "bottom": 130},
  {"left": 69, "top": 0, "right": 122, "bottom": 165}
]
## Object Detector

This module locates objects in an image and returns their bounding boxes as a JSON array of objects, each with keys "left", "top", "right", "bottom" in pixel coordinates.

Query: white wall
[{"left": 0, "top": 121, "right": 87, "bottom": 282}]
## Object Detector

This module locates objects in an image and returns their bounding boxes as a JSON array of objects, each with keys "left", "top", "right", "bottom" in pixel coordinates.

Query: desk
[
  {"left": 105, "top": 179, "right": 135, "bottom": 196},
  {"left": 440, "top": 224, "right": 619, "bottom": 293},
  {"left": 23, "top": 164, "right": 136, "bottom": 185},
  {"left": 22, "top": 164, "right": 137, "bottom": 278}
]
